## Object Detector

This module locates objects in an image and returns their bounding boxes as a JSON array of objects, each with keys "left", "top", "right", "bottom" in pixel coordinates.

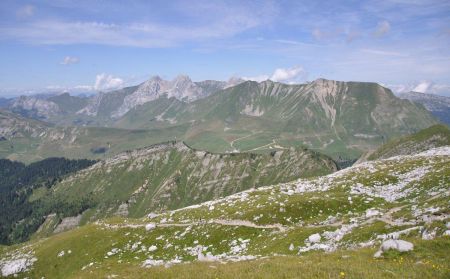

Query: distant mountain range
[
  {"left": 0, "top": 77, "right": 439, "bottom": 161},
  {"left": 397, "top": 91, "right": 450, "bottom": 125},
  {"left": 6, "top": 75, "right": 244, "bottom": 125}
]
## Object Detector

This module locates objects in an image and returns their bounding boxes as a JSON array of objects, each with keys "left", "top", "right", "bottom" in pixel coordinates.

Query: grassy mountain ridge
[
  {"left": 1, "top": 78, "right": 438, "bottom": 162},
  {"left": 0, "top": 146, "right": 448, "bottom": 278},
  {"left": 367, "top": 124, "right": 450, "bottom": 160},
  {"left": 116, "top": 79, "right": 437, "bottom": 159},
  {"left": 31, "top": 141, "right": 337, "bottom": 236}
]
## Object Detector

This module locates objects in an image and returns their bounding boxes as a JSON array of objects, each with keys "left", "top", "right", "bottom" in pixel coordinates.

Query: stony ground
[{"left": 0, "top": 147, "right": 449, "bottom": 278}]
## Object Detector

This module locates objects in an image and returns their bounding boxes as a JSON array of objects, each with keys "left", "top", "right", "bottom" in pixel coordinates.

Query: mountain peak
[
  {"left": 173, "top": 74, "right": 192, "bottom": 83},
  {"left": 149, "top": 75, "right": 163, "bottom": 82}
]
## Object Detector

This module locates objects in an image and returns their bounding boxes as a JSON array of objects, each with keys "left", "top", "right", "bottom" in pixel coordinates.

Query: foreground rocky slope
[{"left": 1, "top": 146, "right": 448, "bottom": 278}]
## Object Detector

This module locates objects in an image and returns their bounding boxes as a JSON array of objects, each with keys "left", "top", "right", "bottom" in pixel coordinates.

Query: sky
[{"left": 0, "top": 0, "right": 450, "bottom": 97}]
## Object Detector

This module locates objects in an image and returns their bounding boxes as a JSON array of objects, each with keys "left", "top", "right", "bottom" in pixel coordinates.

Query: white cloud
[
  {"left": 1, "top": 1, "right": 276, "bottom": 48},
  {"left": 242, "top": 74, "right": 270, "bottom": 82},
  {"left": 243, "top": 66, "right": 306, "bottom": 83},
  {"left": 271, "top": 66, "right": 305, "bottom": 82},
  {"left": 16, "top": 5, "right": 35, "bottom": 18},
  {"left": 374, "top": 20, "right": 390, "bottom": 37},
  {"left": 73, "top": 85, "right": 94, "bottom": 91},
  {"left": 94, "top": 73, "right": 124, "bottom": 91},
  {"left": 412, "top": 81, "right": 432, "bottom": 93},
  {"left": 389, "top": 81, "right": 450, "bottom": 96},
  {"left": 60, "top": 56, "right": 79, "bottom": 65},
  {"left": 361, "top": 49, "right": 407, "bottom": 57}
]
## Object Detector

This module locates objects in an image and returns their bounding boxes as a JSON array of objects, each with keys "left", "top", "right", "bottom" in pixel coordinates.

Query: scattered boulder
[
  {"left": 374, "top": 239, "right": 414, "bottom": 258},
  {"left": 308, "top": 233, "right": 321, "bottom": 243},
  {"left": 421, "top": 229, "right": 436, "bottom": 240},
  {"left": 365, "top": 208, "right": 381, "bottom": 218},
  {"left": 145, "top": 223, "right": 156, "bottom": 231}
]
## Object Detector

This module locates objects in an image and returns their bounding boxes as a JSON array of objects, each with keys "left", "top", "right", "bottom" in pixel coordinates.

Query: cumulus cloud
[
  {"left": 242, "top": 74, "right": 270, "bottom": 82},
  {"left": 16, "top": 5, "right": 35, "bottom": 18},
  {"left": 389, "top": 81, "right": 450, "bottom": 95},
  {"left": 374, "top": 20, "right": 390, "bottom": 37},
  {"left": 60, "top": 56, "right": 79, "bottom": 65},
  {"left": 270, "top": 66, "right": 305, "bottom": 82},
  {"left": 412, "top": 81, "right": 432, "bottom": 93},
  {"left": 94, "top": 73, "right": 124, "bottom": 91},
  {"left": 243, "top": 66, "right": 306, "bottom": 83}
]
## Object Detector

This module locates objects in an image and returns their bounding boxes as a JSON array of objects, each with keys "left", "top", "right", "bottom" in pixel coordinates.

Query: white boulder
[
  {"left": 308, "top": 233, "right": 321, "bottom": 243},
  {"left": 365, "top": 208, "right": 381, "bottom": 218},
  {"left": 381, "top": 239, "right": 414, "bottom": 252},
  {"left": 145, "top": 223, "right": 156, "bottom": 231},
  {"left": 374, "top": 239, "right": 414, "bottom": 257}
]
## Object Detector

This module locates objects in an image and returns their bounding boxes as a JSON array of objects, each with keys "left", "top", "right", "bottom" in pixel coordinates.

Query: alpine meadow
[{"left": 0, "top": 1, "right": 449, "bottom": 278}]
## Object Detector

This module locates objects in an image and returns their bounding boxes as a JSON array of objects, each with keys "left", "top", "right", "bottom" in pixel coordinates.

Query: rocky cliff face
[
  {"left": 10, "top": 96, "right": 60, "bottom": 120},
  {"left": 110, "top": 75, "right": 240, "bottom": 118}
]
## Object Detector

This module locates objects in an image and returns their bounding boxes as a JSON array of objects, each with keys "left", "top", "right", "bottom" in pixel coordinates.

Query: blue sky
[{"left": 0, "top": 0, "right": 450, "bottom": 96}]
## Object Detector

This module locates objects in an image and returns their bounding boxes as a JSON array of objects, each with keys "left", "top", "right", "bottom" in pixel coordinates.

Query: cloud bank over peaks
[
  {"left": 243, "top": 66, "right": 307, "bottom": 84},
  {"left": 94, "top": 73, "right": 124, "bottom": 91},
  {"left": 412, "top": 81, "right": 432, "bottom": 93}
]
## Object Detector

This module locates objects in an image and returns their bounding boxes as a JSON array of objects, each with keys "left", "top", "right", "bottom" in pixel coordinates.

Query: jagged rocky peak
[
  {"left": 135, "top": 75, "right": 169, "bottom": 94},
  {"left": 172, "top": 74, "right": 192, "bottom": 84},
  {"left": 10, "top": 95, "right": 61, "bottom": 119},
  {"left": 170, "top": 75, "right": 196, "bottom": 97}
]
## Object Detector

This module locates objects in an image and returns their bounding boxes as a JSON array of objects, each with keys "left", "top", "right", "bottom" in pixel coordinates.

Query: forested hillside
[{"left": 0, "top": 158, "right": 95, "bottom": 244}]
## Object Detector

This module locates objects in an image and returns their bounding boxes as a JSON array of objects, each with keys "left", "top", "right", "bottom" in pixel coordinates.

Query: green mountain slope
[
  {"left": 0, "top": 110, "right": 188, "bottom": 163},
  {"left": 367, "top": 124, "right": 450, "bottom": 160},
  {"left": 117, "top": 79, "right": 438, "bottom": 159},
  {"left": 1, "top": 146, "right": 448, "bottom": 278},
  {"left": 0, "top": 158, "right": 96, "bottom": 244},
  {"left": 28, "top": 141, "right": 337, "bottom": 236},
  {"left": 47, "top": 93, "right": 88, "bottom": 114},
  {"left": 2, "top": 79, "right": 437, "bottom": 162}
]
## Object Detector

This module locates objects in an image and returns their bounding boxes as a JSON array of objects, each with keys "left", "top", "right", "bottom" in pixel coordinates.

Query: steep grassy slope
[
  {"left": 116, "top": 79, "right": 437, "bottom": 159},
  {"left": 32, "top": 141, "right": 337, "bottom": 235},
  {"left": 47, "top": 93, "right": 88, "bottom": 115},
  {"left": 1, "top": 146, "right": 448, "bottom": 278},
  {"left": 367, "top": 124, "right": 450, "bottom": 160}
]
